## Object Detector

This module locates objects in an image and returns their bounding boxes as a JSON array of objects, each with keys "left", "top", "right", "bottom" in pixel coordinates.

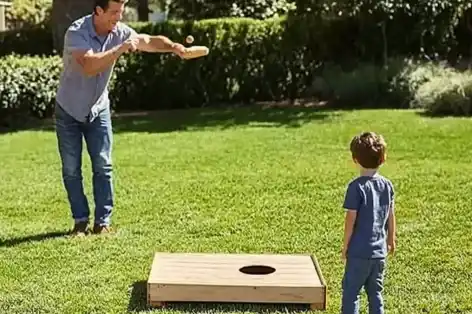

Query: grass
[{"left": 1, "top": 106, "right": 471, "bottom": 314}]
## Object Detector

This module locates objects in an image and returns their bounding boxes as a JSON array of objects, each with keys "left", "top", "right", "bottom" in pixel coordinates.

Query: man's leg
[
  {"left": 83, "top": 107, "right": 114, "bottom": 233},
  {"left": 365, "top": 258, "right": 386, "bottom": 314},
  {"left": 55, "top": 103, "right": 90, "bottom": 233},
  {"left": 341, "top": 258, "right": 371, "bottom": 314}
]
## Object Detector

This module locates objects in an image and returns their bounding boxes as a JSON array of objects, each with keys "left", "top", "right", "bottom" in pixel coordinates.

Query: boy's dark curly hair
[{"left": 350, "top": 132, "right": 387, "bottom": 169}]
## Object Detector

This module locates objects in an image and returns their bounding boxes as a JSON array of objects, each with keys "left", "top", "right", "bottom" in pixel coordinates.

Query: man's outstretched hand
[
  {"left": 171, "top": 43, "right": 187, "bottom": 58},
  {"left": 120, "top": 37, "right": 139, "bottom": 53}
]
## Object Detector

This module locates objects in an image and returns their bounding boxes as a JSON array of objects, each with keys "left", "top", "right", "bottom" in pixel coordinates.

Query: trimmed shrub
[
  {"left": 3, "top": 51, "right": 466, "bottom": 125},
  {"left": 0, "top": 55, "right": 62, "bottom": 128}
]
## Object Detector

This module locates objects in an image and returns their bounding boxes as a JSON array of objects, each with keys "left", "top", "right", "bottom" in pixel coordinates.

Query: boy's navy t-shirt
[{"left": 343, "top": 173, "right": 394, "bottom": 259}]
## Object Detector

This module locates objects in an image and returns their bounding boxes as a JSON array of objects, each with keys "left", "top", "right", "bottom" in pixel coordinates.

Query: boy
[{"left": 341, "top": 131, "right": 396, "bottom": 314}]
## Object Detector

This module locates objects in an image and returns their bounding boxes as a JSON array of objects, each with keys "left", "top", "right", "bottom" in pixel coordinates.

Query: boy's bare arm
[
  {"left": 387, "top": 205, "right": 396, "bottom": 254},
  {"left": 342, "top": 210, "right": 357, "bottom": 259}
]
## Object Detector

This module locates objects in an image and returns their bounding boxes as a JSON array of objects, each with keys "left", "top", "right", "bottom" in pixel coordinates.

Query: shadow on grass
[
  {"left": 112, "top": 104, "right": 336, "bottom": 134},
  {"left": 415, "top": 110, "right": 472, "bottom": 119},
  {"left": 128, "top": 281, "right": 149, "bottom": 312},
  {"left": 114, "top": 106, "right": 333, "bottom": 133},
  {"left": 1, "top": 103, "right": 338, "bottom": 135},
  {"left": 0, "top": 231, "right": 69, "bottom": 248},
  {"left": 128, "top": 280, "right": 314, "bottom": 313}
]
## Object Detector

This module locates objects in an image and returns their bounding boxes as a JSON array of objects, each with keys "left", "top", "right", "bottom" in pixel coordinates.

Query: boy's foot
[
  {"left": 70, "top": 222, "right": 88, "bottom": 237},
  {"left": 92, "top": 224, "right": 113, "bottom": 235}
]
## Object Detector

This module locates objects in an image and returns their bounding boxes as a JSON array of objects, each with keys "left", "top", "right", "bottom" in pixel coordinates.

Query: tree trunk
[
  {"left": 51, "top": 0, "right": 95, "bottom": 55},
  {"left": 137, "top": 0, "right": 149, "bottom": 21}
]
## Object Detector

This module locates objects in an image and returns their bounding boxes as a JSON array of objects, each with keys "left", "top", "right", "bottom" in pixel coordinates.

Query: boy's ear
[{"left": 380, "top": 153, "right": 386, "bottom": 163}]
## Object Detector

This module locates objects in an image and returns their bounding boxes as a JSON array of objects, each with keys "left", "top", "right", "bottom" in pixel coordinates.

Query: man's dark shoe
[
  {"left": 92, "top": 224, "right": 113, "bottom": 234},
  {"left": 71, "top": 222, "right": 88, "bottom": 237}
]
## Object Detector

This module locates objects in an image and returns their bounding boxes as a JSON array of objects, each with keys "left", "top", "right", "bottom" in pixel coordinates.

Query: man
[{"left": 55, "top": 0, "right": 188, "bottom": 236}]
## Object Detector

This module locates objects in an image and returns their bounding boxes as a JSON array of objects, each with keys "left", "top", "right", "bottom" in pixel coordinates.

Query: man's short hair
[
  {"left": 94, "top": 0, "right": 128, "bottom": 12},
  {"left": 350, "top": 132, "right": 387, "bottom": 169}
]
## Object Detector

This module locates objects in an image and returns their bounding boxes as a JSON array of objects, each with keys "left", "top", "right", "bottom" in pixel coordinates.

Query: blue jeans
[
  {"left": 54, "top": 103, "right": 113, "bottom": 227},
  {"left": 341, "top": 257, "right": 386, "bottom": 314}
]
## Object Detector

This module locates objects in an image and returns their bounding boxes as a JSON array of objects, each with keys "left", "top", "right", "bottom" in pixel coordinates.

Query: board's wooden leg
[
  {"left": 150, "top": 301, "right": 167, "bottom": 308},
  {"left": 310, "top": 303, "right": 323, "bottom": 311}
]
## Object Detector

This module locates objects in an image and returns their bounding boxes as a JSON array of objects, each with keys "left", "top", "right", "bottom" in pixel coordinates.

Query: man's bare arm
[
  {"left": 71, "top": 34, "right": 184, "bottom": 76},
  {"left": 71, "top": 36, "right": 139, "bottom": 77},
  {"left": 135, "top": 34, "right": 186, "bottom": 55},
  {"left": 72, "top": 45, "right": 124, "bottom": 77}
]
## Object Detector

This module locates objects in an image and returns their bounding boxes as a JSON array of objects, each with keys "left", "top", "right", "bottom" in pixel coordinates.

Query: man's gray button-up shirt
[{"left": 56, "top": 14, "right": 136, "bottom": 122}]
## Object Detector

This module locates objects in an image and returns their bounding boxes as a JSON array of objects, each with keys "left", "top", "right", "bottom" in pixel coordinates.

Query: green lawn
[{"left": 1, "top": 107, "right": 471, "bottom": 314}]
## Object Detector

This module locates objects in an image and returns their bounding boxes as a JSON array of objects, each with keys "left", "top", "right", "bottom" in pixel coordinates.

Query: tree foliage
[
  {"left": 168, "top": 0, "right": 296, "bottom": 20},
  {"left": 5, "top": 0, "right": 52, "bottom": 29},
  {"left": 293, "top": 0, "right": 472, "bottom": 59}
]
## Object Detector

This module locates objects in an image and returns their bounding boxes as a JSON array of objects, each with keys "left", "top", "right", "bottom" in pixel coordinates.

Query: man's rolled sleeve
[
  {"left": 118, "top": 23, "right": 138, "bottom": 44},
  {"left": 64, "top": 28, "right": 91, "bottom": 52}
]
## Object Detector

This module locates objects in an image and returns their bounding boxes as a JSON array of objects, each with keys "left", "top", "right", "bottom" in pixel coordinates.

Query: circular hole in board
[{"left": 239, "top": 265, "right": 276, "bottom": 275}]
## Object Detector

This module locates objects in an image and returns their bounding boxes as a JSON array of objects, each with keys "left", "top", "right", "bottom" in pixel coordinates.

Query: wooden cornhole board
[{"left": 147, "top": 252, "right": 327, "bottom": 310}]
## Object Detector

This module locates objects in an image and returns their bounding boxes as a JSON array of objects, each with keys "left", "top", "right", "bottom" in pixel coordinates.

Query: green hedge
[
  {"left": 0, "top": 54, "right": 61, "bottom": 128},
  {"left": 110, "top": 17, "right": 311, "bottom": 110},
  {"left": 1, "top": 17, "right": 307, "bottom": 123},
  {"left": 2, "top": 54, "right": 471, "bottom": 129}
]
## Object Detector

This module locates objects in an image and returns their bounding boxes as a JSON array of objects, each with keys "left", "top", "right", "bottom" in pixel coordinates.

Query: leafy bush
[
  {"left": 413, "top": 68, "right": 472, "bottom": 116},
  {"left": 391, "top": 60, "right": 456, "bottom": 108},
  {"left": 384, "top": 58, "right": 472, "bottom": 116},
  {"left": 307, "top": 59, "right": 413, "bottom": 108},
  {"left": 0, "top": 55, "right": 61, "bottom": 128}
]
